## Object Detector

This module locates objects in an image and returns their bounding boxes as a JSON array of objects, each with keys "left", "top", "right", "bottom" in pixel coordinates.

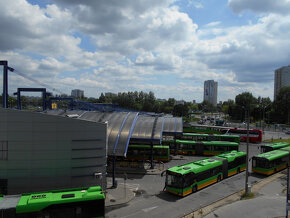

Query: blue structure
[{"left": 13, "top": 88, "right": 51, "bottom": 111}]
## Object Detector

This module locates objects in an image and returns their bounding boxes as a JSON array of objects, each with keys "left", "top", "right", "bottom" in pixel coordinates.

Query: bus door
[
  {"left": 221, "top": 159, "right": 228, "bottom": 179},
  {"left": 195, "top": 142, "right": 204, "bottom": 155},
  {"left": 212, "top": 158, "right": 228, "bottom": 179}
]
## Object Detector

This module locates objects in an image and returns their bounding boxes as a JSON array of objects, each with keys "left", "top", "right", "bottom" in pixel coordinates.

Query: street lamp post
[
  {"left": 245, "top": 108, "right": 250, "bottom": 195},
  {"left": 262, "top": 103, "right": 272, "bottom": 133}
]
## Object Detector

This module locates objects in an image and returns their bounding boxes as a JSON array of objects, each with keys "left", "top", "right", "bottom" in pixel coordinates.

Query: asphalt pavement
[
  {"left": 105, "top": 130, "right": 289, "bottom": 218},
  {"left": 202, "top": 171, "right": 287, "bottom": 218},
  {"left": 105, "top": 169, "right": 288, "bottom": 218}
]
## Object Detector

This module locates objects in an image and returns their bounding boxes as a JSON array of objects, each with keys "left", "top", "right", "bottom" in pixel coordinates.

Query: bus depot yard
[
  {"left": 1, "top": 109, "right": 289, "bottom": 218},
  {"left": 106, "top": 133, "right": 289, "bottom": 218}
]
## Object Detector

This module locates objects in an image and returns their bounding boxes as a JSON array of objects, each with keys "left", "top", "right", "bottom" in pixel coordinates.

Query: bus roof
[
  {"left": 254, "top": 150, "right": 289, "bottom": 161},
  {"left": 16, "top": 186, "right": 105, "bottom": 214},
  {"left": 182, "top": 133, "right": 209, "bottom": 136},
  {"left": 129, "top": 144, "right": 169, "bottom": 149},
  {"left": 182, "top": 133, "right": 239, "bottom": 139},
  {"left": 279, "top": 146, "right": 290, "bottom": 151},
  {"left": 216, "top": 150, "right": 246, "bottom": 162},
  {"left": 202, "top": 141, "right": 239, "bottom": 146},
  {"left": 168, "top": 158, "right": 222, "bottom": 175},
  {"left": 217, "top": 135, "right": 240, "bottom": 138},
  {"left": 176, "top": 139, "right": 196, "bottom": 144},
  {"left": 261, "top": 142, "right": 289, "bottom": 149}
]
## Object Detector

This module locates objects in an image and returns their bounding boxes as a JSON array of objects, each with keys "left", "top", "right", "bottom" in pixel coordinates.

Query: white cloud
[
  {"left": 204, "top": 21, "right": 221, "bottom": 27},
  {"left": 0, "top": 0, "right": 289, "bottom": 102},
  {"left": 187, "top": 0, "right": 203, "bottom": 9}
]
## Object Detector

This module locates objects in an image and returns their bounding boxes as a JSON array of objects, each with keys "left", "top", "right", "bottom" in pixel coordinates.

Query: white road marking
[{"left": 142, "top": 206, "right": 158, "bottom": 212}]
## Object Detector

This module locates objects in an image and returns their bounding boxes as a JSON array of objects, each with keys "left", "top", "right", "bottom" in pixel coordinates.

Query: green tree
[
  {"left": 235, "top": 92, "right": 257, "bottom": 121},
  {"left": 198, "top": 101, "right": 215, "bottom": 112},
  {"left": 173, "top": 103, "right": 189, "bottom": 117},
  {"left": 274, "top": 86, "right": 290, "bottom": 124}
]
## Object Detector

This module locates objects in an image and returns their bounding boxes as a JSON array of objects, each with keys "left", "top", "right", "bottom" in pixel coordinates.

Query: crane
[{"left": 7, "top": 66, "right": 65, "bottom": 95}]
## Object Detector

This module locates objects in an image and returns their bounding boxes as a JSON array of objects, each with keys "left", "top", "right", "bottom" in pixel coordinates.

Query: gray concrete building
[
  {"left": 71, "top": 89, "right": 84, "bottom": 99},
  {"left": 204, "top": 80, "right": 218, "bottom": 106},
  {"left": 0, "top": 109, "right": 107, "bottom": 195},
  {"left": 274, "top": 66, "right": 290, "bottom": 100}
]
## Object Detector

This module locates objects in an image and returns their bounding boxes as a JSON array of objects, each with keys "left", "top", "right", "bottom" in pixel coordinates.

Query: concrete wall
[{"left": 0, "top": 109, "right": 107, "bottom": 195}]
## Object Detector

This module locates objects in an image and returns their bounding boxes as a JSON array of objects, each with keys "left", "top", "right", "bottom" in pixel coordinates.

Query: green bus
[
  {"left": 252, "top": 149, "right": 289, "bottom": 176},
  {"left": 180, "top": 133, "right": 240, "bottom": 144},
  {"left": 260, "top": 142, "right": 289, "bottom": 153},
  {"left": 164, "top": 139, "right": 239, "bottom": 156},
  {"left": 125, "top": 144, "right": 170, "bottom": 162},
  {"left": 0, "top": 186, "right": 105, "bottom": 217},
  {"left": 163, "top": 150, "right": 246, "bottom": 196},
  {"left": 183, "top": 125, "right": 229, "bottom": 134}
]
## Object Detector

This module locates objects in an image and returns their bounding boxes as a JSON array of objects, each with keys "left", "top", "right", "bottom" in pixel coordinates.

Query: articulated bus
[
  {"left": 180, "top": 133, "right": 240, "bottom": 144},
  {"left": 164, "top": 150, "right": 246, "bottom": 196},
  {"left": 164, "top": 139, "right": 239, "bottom": 156},
  {"left": 260, "top": 142, "right": 289, "bottom": 153},
  {"left": 0, "top": 186, "right": 105, "bottom": 218},
  {"left": 252, "top": 148, "right": 289, "bottom": 176},
  {"left": 125, "top": 145, "right": 170, "bottom": 162}
]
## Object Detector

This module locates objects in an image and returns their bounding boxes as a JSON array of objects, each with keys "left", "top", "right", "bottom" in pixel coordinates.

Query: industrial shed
[{"left": 0, "top": 109, "right": 107, "bottom": 195}]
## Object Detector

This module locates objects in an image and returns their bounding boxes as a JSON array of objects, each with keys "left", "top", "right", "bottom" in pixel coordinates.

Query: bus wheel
[
  {"left": 237, "top": 168, "right": 240, "bottom": 174},
  {"left": 217, "top": 175, "right": 221, "bottom": 182},
  {"left": 192, "top": 185, "right": 197, "bottom": 193}
]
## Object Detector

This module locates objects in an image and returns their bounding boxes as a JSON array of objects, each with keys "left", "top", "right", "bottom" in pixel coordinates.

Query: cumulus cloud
[
  {"left": 228, "top": 0, "right": 290, "bottom": 14},
  {"left": 195, "top": 13, "right": 290, "bottom": 83},
  {"left": 0, "top": 0, "right": 289, "bottom": 102}
]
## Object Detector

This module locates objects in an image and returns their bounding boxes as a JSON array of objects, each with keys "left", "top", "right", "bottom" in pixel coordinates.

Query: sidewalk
[
  {"left": 183, "top": 171, "right": 287, "bottom": 218},
  {"left": 105, "top": 165, "right": 165, "bottom": 208},
  {"left": 105, "top": 180, "right": 138, "bottom": 207}
]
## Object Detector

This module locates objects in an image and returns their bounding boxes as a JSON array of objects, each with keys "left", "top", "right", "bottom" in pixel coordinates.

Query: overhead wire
[{"left": 7, "top": 66, "right": 64, "bottom": 95}]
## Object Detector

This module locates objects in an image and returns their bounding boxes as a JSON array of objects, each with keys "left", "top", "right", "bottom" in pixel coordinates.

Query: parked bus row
[
  {"left": 178, "top": 133, "right": 240, "bottom": 144},
  {"left": 0, "top": 186, "right": 105, "bottom": 217},
  {"left": 164, "top": 140, "right": 239, "bottom": 156},
  {"left": 122, "top": 140, "right": 240, "bottom": 163},
  {"left": 125, "top": 145, "right": 170, "bottom": 162},
  {"left": 183, "top": 124, "right": 263, "bottom": 143}
]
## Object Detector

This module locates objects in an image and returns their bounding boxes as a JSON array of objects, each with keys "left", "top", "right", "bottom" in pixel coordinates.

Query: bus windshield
[{"left": 166, "top": 173, "right": 184, "bottom": 188}]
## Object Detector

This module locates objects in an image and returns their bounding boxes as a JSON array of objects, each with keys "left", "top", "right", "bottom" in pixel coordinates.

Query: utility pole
[
  {"left": 245, "top": 108, "right": 250, "bottom": 195},
  {"left": 0, "top": 60, "right": 8, "bottom": 108}
]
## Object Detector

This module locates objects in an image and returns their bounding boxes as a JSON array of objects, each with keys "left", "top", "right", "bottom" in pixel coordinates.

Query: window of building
[{"left": 0, "top": 141, "right": 8, "bottom": 160}]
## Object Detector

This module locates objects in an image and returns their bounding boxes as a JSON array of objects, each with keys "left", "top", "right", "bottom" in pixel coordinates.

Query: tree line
[{"left": 1, "top": 86, "right": 289, "bottom": 124}]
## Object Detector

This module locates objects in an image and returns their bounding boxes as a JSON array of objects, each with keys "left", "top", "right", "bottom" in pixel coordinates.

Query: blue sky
[{"left": 1, "top": 0, "right": 290, "bottom": 102}]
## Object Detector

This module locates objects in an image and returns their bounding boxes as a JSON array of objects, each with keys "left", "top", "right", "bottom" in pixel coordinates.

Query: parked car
[{"left": 286, "top": 130, "right": 290, "bottom": 135}]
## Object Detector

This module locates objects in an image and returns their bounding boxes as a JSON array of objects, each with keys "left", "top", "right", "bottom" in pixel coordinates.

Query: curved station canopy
[{"left": 45, "top": 110, "right": 182, "bottom": 157}]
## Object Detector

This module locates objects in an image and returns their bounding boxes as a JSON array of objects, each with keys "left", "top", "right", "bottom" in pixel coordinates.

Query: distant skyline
[{"left": 1, "top": 0, "right": 290, "bottom": 102}]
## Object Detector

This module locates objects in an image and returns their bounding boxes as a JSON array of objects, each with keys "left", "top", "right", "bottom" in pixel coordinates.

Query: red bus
[{"left": 223, "top": 128, "right": 262, "bottom": 143}]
